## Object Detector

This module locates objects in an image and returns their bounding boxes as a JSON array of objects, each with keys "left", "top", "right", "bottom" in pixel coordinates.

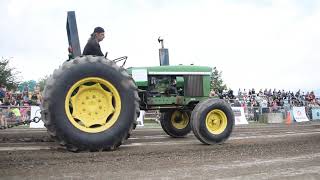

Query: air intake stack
[
  {"left": 158, "top": 37, "right": 169, "bottom": 66},
  {"left": 66, "top": 11, "right": 81, "bottom": 58}
]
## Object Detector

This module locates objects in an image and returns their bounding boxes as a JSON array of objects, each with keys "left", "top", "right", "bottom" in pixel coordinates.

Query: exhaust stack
[
  {"left": 66, "top": 11, "right": 81, "bottom": 58},
  {"left": 158, "top": 37, "right": 169, "bottom": 66}
]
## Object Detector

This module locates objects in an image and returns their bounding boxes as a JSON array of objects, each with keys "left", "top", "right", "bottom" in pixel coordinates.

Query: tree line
[{"left": 0, "top": 57, "right": 48, "bottom": 92}]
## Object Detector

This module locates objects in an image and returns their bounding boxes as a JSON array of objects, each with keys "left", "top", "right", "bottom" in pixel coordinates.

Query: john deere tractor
[{"left": 41, "top": 11, "right": 234, "bottom": 152}]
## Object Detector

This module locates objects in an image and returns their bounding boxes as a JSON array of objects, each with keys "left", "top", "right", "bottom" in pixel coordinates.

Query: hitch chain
[{"left": 0, "top": 116, "right": 42, "bottom": 130}]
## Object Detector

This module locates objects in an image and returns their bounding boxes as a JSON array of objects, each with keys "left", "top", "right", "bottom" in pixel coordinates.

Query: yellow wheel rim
[
  {"left": 65, "top": 77, "right": 121, "bottom": 133},
  {"left": 205, "top": 109, "right": 227, "bottom": 135},
  {"left": 171, "top": 111, "right": 189, "bottom": 129}
]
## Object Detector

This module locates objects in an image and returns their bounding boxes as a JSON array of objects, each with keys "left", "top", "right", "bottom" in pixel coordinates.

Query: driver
[{"left": 82, "top": 27, "right": 105, "bottom": 56}]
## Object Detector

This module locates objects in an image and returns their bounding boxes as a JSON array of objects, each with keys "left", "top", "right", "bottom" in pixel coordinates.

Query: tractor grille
[{"left": 184, "top": 75, "right": 203, "bottom": 97}]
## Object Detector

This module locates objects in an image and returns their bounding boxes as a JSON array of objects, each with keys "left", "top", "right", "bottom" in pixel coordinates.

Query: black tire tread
[
  {"left": 160, "top": 110, "right": 191, "bottom": 138},
  {"left": 191, "top": 98, "right": 234, "bottom": 145},
  {"left": 41, "top": 56, "right": 140, "bottom": 152}
]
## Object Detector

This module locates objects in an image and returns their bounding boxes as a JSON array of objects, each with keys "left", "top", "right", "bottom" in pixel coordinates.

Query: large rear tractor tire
[
  {"left": 160, "top": 110, "right": 191, "bottom": 138},
  {"left": 41, "top": 56, "right": 140, "bottom": 152},
  {"left": 191, "top": 98, "right": 234, "bottom": 144}
]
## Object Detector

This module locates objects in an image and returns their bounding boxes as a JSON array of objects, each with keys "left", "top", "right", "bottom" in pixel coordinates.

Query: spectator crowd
[
  {"left": 211, "top": 88, "right": 319, "bottom": 108},
  {"left": 236, "top": 88, "right": 319, "bottom": 108},
  {"left": 210, "top": 88, "right": 320, "bottom": 121},
  {"left": 0, "top": 85, "right": 42, "bottom": 128}
]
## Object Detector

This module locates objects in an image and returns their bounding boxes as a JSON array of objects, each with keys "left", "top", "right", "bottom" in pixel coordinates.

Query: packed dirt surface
[{"left": 0, "top": 122, "right": 320, "bottom": 180}]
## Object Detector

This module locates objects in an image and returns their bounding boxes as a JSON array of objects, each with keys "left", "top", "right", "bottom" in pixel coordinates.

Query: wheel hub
[
  {"left": 205, "top": 109, "right": 227, "bottom": 135},
  {"left": 171, "top": 111, "right": 189, "bottom": 129},
  {"left": 71, "top": 83, "right": 114, "bottom": 128},
  {"left": 65, "top": 77, "right": 121, "bottom": 133},
  {"left": 174, "top": 115, "right": 183, "bottom": 123}
]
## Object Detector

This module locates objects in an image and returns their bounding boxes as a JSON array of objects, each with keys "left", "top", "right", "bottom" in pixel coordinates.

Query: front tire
[
  {"left": 160, "top": 110, "right": 191, "bottom": 138},
  {"left": 41, "top": 56, "right": 140, "bottom": 152},
  {"left": 191, "top": 98, "right": 234, "bottom": 144}
]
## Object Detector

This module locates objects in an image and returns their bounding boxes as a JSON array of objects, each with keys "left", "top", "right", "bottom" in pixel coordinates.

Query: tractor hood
[{"left": 127, "top": 65, "right": 212, "bottom": 76}]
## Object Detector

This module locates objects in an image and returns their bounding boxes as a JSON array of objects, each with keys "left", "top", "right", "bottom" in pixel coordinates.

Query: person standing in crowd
[
  {"left": 273, "top": 88, "right": 277, "bottom": 96},
  {"left": 83, "top": 27, "right": 105, "bottom": 56},
  {"left": 281, "top": 90, "right": 286, "bottom": 98},
  {"left": 304, "top": 92, "right": 310, "bottom": 101},
  {"left": 277, "top": 90, "right": 281, "bottom": 97},
  {"left": 0, "top": 85, "right": 5, "bottom": 102},
  {"left": 20, "top": 102, "right": 30, "bottom": 122},
  {"left": 272, "top": 100, "right": 278, "bottom": 112},
  {"left": 23, "top": 84, "right": 29, "bottom": 100},
  {"left": 238, "top": 88, "right": 242, "bottom": 96},
  {"left": 1, "top": 96, "right": 10, "bottom": 128},
  {"left": 0, "top": 109, "right": 7, "bottom": 128},
  {"left": 310, "top": 91, "right": 315, "bottom": 101},
  {"left": 209, "top": 90, "right": 217, "bottom": 97},
  {"left": 33, "top": 86, "right": 42, "bottom": 105},
  {"left": 251, "top": 88, "right": 255, "bottom": 95},
  {"left": 295, "top": 89, "right": 301, "bottom": 98},
  {"left": 31, "top": 92, "right": 38, "bottom": 105},
  {"left": 252, "top": 99, "right": 260, "bottom": 121},
  {"left": 3, "top": 97, "right": 10, "bottom": 106},
  {"left": 268, "top": 89, "right": 272, "bottom": 97},
  {"left": 11, "top": 107, "right": 21, "bottom": 123},
  {"left": 243, "top": 89, "right": 247, "bottom": 97},
  {"left": 233, "top": 98, "right": 241, "bottom": 107},
  {"left": 23, "top": 94, "right": 29, "bottom": 104},
  {"left": 10, "top": 96, "right": 17, "bottom": 106}
]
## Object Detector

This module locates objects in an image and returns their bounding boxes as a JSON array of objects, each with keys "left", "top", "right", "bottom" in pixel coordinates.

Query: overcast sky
[{"left": 0, "top": 0, "right": 319, "bottom": 92}]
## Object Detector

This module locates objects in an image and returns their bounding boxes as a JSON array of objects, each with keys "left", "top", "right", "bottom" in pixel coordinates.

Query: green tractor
[{"left": 41, "top": 12, "right": 234, "bottom": 152}]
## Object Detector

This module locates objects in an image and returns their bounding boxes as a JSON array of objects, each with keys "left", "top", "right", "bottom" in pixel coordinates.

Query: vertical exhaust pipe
[
  {"left": 158, "top": 37, "right": 169, "bottom": 66},
  {"left": 67, "top": 11, "right": 81, "bottom": 58}
]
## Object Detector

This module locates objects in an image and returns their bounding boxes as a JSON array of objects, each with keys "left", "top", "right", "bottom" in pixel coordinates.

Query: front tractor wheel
[
  {"left": 41, "top": 56, "right": 140, "bottom": 152},
  {"left": 160, "top": 110, "right": 191, "bottom": 138},
  {"left": 191, "top": 99, "right": 234, "bottom": 144}
]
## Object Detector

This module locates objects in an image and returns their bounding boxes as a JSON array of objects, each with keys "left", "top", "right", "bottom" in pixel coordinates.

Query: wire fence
[{"left": 0, "top": 100, "right": 319, "bottom": 128}]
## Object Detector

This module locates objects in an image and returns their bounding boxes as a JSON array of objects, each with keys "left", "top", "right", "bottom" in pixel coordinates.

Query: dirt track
[{"left": 0, "top": 122, "right": 320, "bottom": 180}]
